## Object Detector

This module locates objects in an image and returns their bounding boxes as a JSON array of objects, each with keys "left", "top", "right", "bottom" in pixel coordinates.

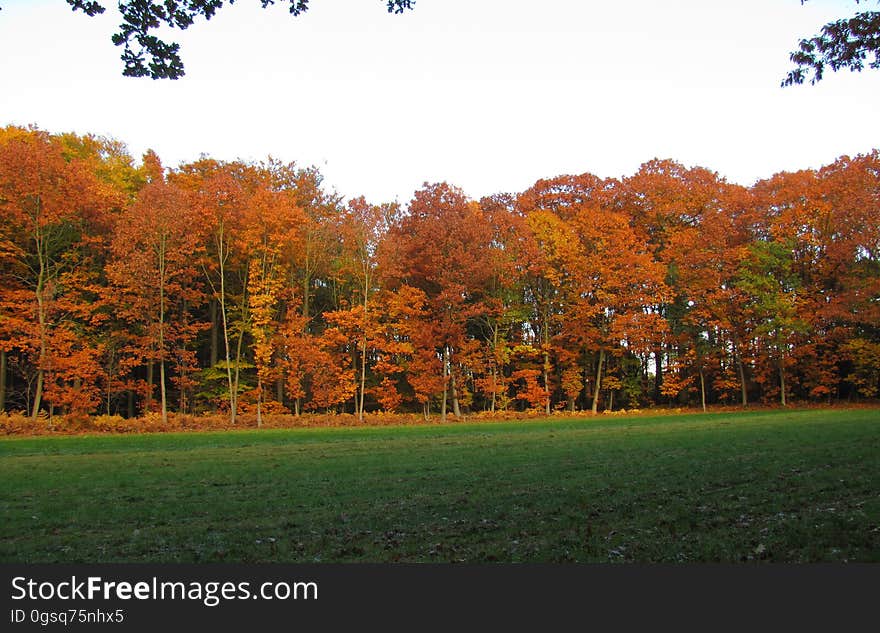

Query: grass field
[{"left": 1, "top": 408, "right": 878, "bottom": 563}]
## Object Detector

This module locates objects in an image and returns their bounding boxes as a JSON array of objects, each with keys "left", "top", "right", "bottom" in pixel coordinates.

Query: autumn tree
[
  {"left": 245, "top": 186, "right": 305, "bottom": 424},
  {"left": 175, "top": 158, "right": 257, "bottom": 422},
  {"left": 377, "top": 285, "right": 443, "bottom": 419},
  {"left": 109, "top": 152, "right": 204, "bottom": 423},
  {"left": 335, "top": 196, "right": 396, "bottom": 420},
  {"left": 817, "top": 153, "right": 880, "bottom": 401},
  {"left": 663, "top": 182, "right": 755, "bottom": 408},
  {"left": 382, "top": 183, "right": 495, "bottom": 422},
  {"left": 474, "top": 193, "right": 534, "bottom": 412},
  {"left": 0, "top": 127, "right": 113, "bottom": 418},
  {"left": 517, "top": 208, "right": 583, "bottom": 413},
  {"left": 566, "top": 204, "right": 669, "bottom": 413}
]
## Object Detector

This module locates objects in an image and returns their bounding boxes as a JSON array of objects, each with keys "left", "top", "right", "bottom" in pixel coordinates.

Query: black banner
[{"left": 1, "top": 564, "right": 876, "bottom": 629}]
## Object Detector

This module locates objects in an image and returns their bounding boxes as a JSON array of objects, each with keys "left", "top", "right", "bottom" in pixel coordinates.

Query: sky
[{"left": 1, "top": 0, "right": 878, "bottom": 204}]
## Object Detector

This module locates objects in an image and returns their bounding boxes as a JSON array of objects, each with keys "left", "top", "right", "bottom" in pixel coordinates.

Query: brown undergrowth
[{"left": 1, "top": 401, "right": 877, "bottom": 437}]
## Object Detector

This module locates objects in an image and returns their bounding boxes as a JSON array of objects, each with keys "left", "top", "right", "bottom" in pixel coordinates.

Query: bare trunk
[
  {"left": 490, "top": 326, "right": 499, "bottom": 413},
  {"left": 232, "top": 324, "right": 245, "bottom": 423},
  {"left": 210, "top": 298, "right": 218, "bottom": 368},
  {"left": 441, "top": 346, "right": 448, "bottom": 424},
  {"left": 159, "top": 357, "right": 168, "bottom": 423},
  {"left": 779, "top": 357, "right": 787, "bottom": 407},
  {"left": 158, "top": 237, "right": 168, "bottom": 425},
  {"left": 542, "top": 349, "right": 551, "bottom": 415},
  {"left": 699, "top": 368, "right": 707, "bottom": 412},
  {"left": 302, "top": 274, "right": 311, "bottom": 326},
  {"left": 653, "top": 347, "right": 663, "bottom": 404},
  {"left": 105, "top": 368, "right": 112, "bottom": 415},
  {"left": 358, "top": 337, "right": 367, "bottom": 422},
  {"left": 217, "top": 234, "right": 236, "bottom": 424},
  {"left": 451, "top": 365, "right": 462, "bottom": 419},
  {"left": 146, "top": 361, "right": 154, "bottom": 412},
  {"left": 31, "top": 369, "right": 43, "bottom": 420},
  {"left": 256, "top": 377, "right": 263, "bottom": 427},
  {"left": 542, "top": 304, "right": 551, "bottom": 415},
  {"left": 490, "top": 367, "right": 497, "bottom": 413},
  {"left": 591, "top": 349, "right": 605, "bottom": 414},
  {"left": 358, "top": 274, "right": 370, "bottom": 421},
  {"left": 0, "top": 350, "right": 7, "bottom": 412},
  {"left": 127, "top": 390, "right": 134, "bottom": 419},
  {"left": 32, "top": 231, "right": 47, "bottom": 420},
  {"left": 733, "top": 336, "right": 748, "bottom": 408}
]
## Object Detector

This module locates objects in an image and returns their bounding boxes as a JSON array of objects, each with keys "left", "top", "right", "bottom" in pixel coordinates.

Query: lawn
[{"left": 1, "top": 408, "right": 878, "bottom": 563}]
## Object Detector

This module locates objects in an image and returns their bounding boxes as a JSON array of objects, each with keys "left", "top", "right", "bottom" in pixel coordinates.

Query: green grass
[{"left": 1, "top": 408, "right": 878, "bottom": 563}]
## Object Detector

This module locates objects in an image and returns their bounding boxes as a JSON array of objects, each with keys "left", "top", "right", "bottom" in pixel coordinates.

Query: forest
[{"left": 0, "top": 125, "right": 878, "bottom": 426}]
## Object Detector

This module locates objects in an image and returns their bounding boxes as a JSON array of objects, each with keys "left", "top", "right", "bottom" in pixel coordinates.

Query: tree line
[{"left": 1, "top": 125, "right": 878, "bottom": 424}]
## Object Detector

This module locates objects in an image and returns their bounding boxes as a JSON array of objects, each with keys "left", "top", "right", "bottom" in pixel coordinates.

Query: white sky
[{"left": 1, "top": 0, "right": 878, "bottom": 204}]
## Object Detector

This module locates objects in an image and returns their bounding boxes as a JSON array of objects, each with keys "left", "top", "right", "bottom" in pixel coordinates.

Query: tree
[
  {"left": 664, "top": 182, "right": 755, "bottom": 408},
  {"left": 564, "top": 204, "right": 669, "bottom": 414},
  {"left": 382, "top": 183, "right": 495, "bottom": 422},
  {"left": 518, "top": 208, "right": 581, "bottom": 414},
  {"left": 61, "top": 0, "right": 415, "bottom": 79},
  {"left": 516, "top": 173, "right": 615, "bottom": 413},
  {"left": 736, "top": 240, "right": 807, "bottom": 406},
  {"left": 109, "top": 153, "right": 204, "bottom": 423},
  {"left": 244, "top": 186, "right": 303, "bottom": 424},
  {"left": 784, "top": 1, "right": 880, "bottom": 86},
  {"left": 0, "top": 128, "right": 112, "bottom": 419},
  {"left": 174, "top": 158, "right": 252, "bottom": 423},
  {"left": 336, "top": 197, "right": 395, "bottom": 420}
]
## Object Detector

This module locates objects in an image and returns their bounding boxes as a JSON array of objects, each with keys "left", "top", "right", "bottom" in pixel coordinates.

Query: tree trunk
[
  {"left": 210, "top": 298, "right": 218, "bottom": 368},
  {"left": 159, "top": 357, "right": 168, "bottom": 423},
  {"left": 490, "top": 326, "right": 498, "bottom": 413},
  {"left": 653, "top": 347, "right": 663, "bottom": 404},
  {"left": 699, "top": 368, "right": 707, "bottom": 412},
  {"left": 127, "top": 390, "right": 134, "bottom": 419},
  {"left": 357, "top": 276, "right": 370, "bottom": 421},
  {"left": 0, "top": 349, "right": 6, "bottom": 413},
  {"left": 302, "top": 274, "right": 311, "bottom": 327},
  {"left": 779, "top": 357, "right": 787, "bottom": 407},
  {"left": 542, "top": 304, "right": 551, "bottom": 415},
  {"left": 542, "top": 348, "right": 551, "bottom": 415},
  {"left": 451, "top": 365, "right": 462, "bottom": 419},
  {"left": 217, "top": 236, "right": 236, "bottom": 425},
  {"left": 232, "top": 324, "right": 246, "bottom": 424},
  {"left": 592, "top": 348, "right": 605, "bottom": 414},
  {"left": 733, "top": 336, "right": 748, "bottom": 408},
  {"left": 158, "top": 236, "right": 168, "bottom": 425},
  {"left": 441, "top": 346, "right": 449, "bottom": 423},
  {"left": 146, "top": 361, "right": 154, "bottom": 412},
  {"left": 490, "top": 367, "right": 497, "bottom": 413},
  {"left": 105, "top": 368, "right": 112, "bottom": 415},
  {"left": 32, "top": 232, "right": 47, "bottom": 421},
  {"left": 256, "top": 377, "right": 263, "bottom": 427},
  {"left": 358, "top": 337, "right": 367, "bottom": 422}
]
